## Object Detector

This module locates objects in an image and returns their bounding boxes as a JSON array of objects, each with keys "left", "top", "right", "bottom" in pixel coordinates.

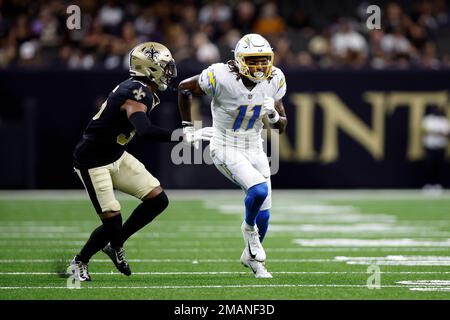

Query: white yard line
[
  {"left": 0, "top": 284, "right": 419, "bottom": 290},
  {"left": 1, "top": 189, "right": 450, "bottom": 200},
  {"left": 4, "top": 247, "right": 450, "bottom": 253},
  {"left": 2, "top": 271, "right": 450, "bottom": 275},
  {"left": 0, "top": 258, "right": 339, "bottom": 263},
  {"left": 294, "top": 239, "right": 450, "bottom": 247}
]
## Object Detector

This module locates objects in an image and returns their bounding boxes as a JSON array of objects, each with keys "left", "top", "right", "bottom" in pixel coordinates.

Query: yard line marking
[
  {"left": 4, "top": 247, "right": 450, "bottom": 253},
  {"left": 397, "top": 280, "right": 450, "bottom": 292},
  {"left": 2, "top": 271, "right": 450, "bottom": 276},
  {"left": 397, "top": 280, "right": 450, "bottom": 286},
  {"left": 409, "top": 287, "right": 450, "bottom": 292},
  {"left": 335, "top": 255, "right": 450, "bottom": 266},
  {"left": 2, "top": 189, "right": 450, "bottom": 200},
  {"left": 294, "top": 239, "right": 450, "bottom": 247},
  {"left": 0, "top": 258, "right": 339, "bottom": 263},
  {"left": 0, "top": 284, "right": 416, "bottom": 290}
]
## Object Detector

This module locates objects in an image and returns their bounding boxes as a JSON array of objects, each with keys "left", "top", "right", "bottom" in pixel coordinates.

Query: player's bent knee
[
  {"left": 143, "top": 185, "right": 164, "bottom": 200},
  {"left": 142, "top": 191, "right": 169, "bottom": 213},
  {"left": 99, "top": 210, "right": 121, "bottom": 219},
  {"left": 248, "top": 182, "right": 269, "bottom": 202},
  {"left": 100, "top": 200, "right": 121, "bottom": 214}
]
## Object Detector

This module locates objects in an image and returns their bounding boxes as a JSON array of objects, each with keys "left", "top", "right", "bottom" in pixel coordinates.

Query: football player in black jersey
[{"left": 69, "top": 42, "right": 199, "bottom": 281}]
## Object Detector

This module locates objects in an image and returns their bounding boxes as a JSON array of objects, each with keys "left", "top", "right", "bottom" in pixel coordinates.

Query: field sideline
[{"left": 0, "top": 190, "right": 450, "bottom": 299}]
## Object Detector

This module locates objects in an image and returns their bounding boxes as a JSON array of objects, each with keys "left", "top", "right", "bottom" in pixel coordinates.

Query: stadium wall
[{"left": 1, "top": 68, "right": 449, "bottom": 189}]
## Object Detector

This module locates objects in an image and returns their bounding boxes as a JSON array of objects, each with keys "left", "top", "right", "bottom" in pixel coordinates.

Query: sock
[
  {"left": 118, "top": 191, "right": 169, "bottom": 246},
  {"left": 77, "top": 225, "right": 109, "bottom": 263},
  {"left": 256, "top": 209, "right": 270, "bottom": 242},
  {"left": 244, "top": 183, "right": 268, "bottom": 226},
  {"left": 103, "top": 214, "right": 123, "bottom": 248}
]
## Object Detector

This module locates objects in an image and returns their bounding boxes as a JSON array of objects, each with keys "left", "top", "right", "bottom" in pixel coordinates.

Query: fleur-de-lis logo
[
  {"left": 133, "top": 87, "right": 146, "bottom": 100},
  {"left": 143, "top": 46, "right": 159, "bottom": 60}
]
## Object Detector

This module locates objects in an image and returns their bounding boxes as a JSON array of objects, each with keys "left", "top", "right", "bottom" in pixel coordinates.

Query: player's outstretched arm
[
  {"left": 273, "top": 100, "right": 288, "bottom": 134},
  {"left": 178, "top": 75, "right": 205, "bottom": 123},
  {"left": 121, "top": 99, "right": 177, "bottom": 142}
]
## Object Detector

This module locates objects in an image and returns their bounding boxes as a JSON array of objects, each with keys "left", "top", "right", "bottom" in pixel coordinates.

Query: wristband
[{"left": 267, "top": 111, "right": 280, "bottom": 124}]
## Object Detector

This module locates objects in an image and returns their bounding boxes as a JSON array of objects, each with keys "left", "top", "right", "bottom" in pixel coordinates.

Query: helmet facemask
[
  {"left": 145, "top": 59, "right": 177, "bottom": 91},
  {"left": 233, "top": 34, "right": 274, "bottom": 83},
  {"left": 236, "top": 54, "right": 274, "bottom": 83}
]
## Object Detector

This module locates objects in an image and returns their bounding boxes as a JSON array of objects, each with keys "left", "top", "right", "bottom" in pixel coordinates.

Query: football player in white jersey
[{"left": 178, "top": 34, "right": 288, "bottom": 278}]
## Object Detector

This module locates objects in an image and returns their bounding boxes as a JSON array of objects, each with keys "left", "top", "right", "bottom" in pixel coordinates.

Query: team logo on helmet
[{"left": 129, "top": 42, "right": 177, "bottom": 92}]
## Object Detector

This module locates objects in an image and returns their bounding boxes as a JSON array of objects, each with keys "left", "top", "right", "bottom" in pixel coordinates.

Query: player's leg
[
  {"left": 249, "top": 150, "right": 272, "bottom": 242},
  {"left": 211, "top": 147, "right": 268, "bottom": 261},
  {"left": 111, "top": 152, "right": 168, "bottom": 246},
  {"left": 72, "top": 165, "right": 124, "bottom": 280}
]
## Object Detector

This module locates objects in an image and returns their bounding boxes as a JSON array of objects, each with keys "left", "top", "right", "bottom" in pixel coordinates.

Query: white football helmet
[
  {"left": 234, "top": 34, "right": 274, "bottom": 83},
  {"left": 129, "top": 42, "right": 177, "bottom": 91}
]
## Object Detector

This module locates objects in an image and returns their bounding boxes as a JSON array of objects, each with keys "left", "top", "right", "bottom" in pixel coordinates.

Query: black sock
[
  {"left": 77, "top": 214, "right": 123, "bottom": 262},
  {"left": 77, "top": 225, "right": 109, "bottom": 263},
  {"left": 119, "top": 192, "right": 169, "bottom": 246},
  {"left": 103, "top": 214, "right": 123, "bottom": 248}
]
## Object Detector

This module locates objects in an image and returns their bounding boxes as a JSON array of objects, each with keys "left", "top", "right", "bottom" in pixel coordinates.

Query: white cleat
[
  {"left": 241, "top": 221, "right": 266, "bottom": 262},
  {"left": 69, "top": 256, "right": 91, "bottom": 281},
  {"left": 240, "top": 248, "right": 272, "bottom": 278}
]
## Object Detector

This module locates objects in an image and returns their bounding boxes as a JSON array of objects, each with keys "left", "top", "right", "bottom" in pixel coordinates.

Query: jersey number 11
[{"left": 232, "top": 105, "right": 261, "bottom": 131}]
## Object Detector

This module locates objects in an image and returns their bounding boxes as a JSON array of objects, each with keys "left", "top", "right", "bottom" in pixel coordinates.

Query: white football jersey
[{"left": 198, "top": 63, "right": 287, "bottom": 151}]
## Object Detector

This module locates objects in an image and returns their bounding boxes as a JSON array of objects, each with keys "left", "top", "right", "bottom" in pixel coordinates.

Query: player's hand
[
  {"left": 182, "top": 125, "right": 198, "bottom": 148},
  {"left": 182, "top": 125, "right": 214, "bottom": 149},
  {"left": 263, "top": 96, "right": 280, "bottom": 124},
  {"left": 194, "top": 127, "right": 214, "bottom": 141}
]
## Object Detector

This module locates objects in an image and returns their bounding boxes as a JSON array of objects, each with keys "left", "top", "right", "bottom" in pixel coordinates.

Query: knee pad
[
  {"left": 247, "top": 182, "right": 269, "bottom": 203},
  {"left": 143, "top": 191, "right": 169, "bottom": 213}
]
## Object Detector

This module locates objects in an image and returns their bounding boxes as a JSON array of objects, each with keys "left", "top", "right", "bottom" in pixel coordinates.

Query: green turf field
[{"left": 0, "top": 190, "right": 450, "bottom": 299}]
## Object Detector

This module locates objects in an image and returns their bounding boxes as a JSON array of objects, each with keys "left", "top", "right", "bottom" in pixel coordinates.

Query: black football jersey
[{"left": 73, "top": 78, "right": 153, "bottom": 169}]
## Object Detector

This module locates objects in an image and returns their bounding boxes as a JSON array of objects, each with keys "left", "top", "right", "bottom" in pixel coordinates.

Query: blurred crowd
[{"left": 1, "top": 0, "right": 450, "bottom": 70}]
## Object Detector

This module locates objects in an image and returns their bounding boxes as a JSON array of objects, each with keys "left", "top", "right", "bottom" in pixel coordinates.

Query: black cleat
[{"left": 102, "top": 243, "right": 132, "bottom": 276}]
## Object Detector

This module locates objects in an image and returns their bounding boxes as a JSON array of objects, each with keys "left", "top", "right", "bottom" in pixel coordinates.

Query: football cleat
[
  {"left": 102, "top": 243, "right": 132, "bottom": 276},
  {"left": 240, "top": 248, "right": 272, "bottom": 278},
  {"left": 241, "top": 221, "right": 266, "bottom": 262},
  {"left": 69, "top": 256, "right": 91, "bottom": 281}
]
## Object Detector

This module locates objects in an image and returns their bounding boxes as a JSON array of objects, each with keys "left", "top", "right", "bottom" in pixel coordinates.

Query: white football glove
[
  {"left": 183, "top": 126, "right": 214, "bottom": 149},
  {"left": 263, "top": 96, "right": 280, "bottom": 124},
  {"left": 182, "top": 125, "right": 198, "bottom": 148},
  {"left": 194, "top": 126, "right": 215, "bottom": 141}
]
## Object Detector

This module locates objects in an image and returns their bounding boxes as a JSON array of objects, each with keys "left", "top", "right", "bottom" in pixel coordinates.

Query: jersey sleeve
[
  {"left": 122, "top": 80, "right": 153, "bottom": 110},
  {"left": 273, "top": 69, "right": 287, "bottom": 101},
  {"left": 198, "top": 64, "right": 220, "bottom": 97}
]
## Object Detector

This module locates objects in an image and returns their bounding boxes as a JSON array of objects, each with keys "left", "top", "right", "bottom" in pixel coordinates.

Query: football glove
[
  {"left": 263, "top": 96, "right": 280, "bottom": 124},
  {"left": 194, "top": 126, "right": 214, "bottom": 141},
  {"left": 182, "top": 123, "right": 214, "bottom": 149}
]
